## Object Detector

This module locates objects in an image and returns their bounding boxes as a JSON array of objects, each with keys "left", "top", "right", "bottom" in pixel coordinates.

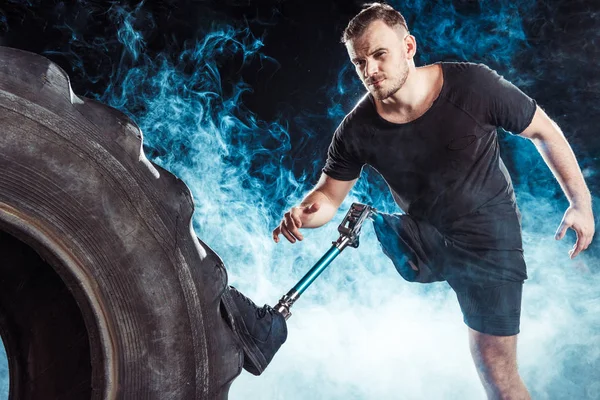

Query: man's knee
[{"left": 468, "top": 328, "right": 530, "bottom": 399}]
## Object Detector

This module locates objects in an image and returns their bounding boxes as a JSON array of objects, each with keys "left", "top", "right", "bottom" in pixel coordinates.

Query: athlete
[{"left": 272, "top": 3, "right": 595, "bottom": 399}]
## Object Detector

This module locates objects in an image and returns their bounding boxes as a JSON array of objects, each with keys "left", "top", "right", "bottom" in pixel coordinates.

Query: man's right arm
[{"left": 272, "top": 173, "right": 357, "bottom": 243}]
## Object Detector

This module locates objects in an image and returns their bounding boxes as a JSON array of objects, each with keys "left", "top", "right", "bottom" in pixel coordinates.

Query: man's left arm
[{"left": 520, "top": 106, "right": 595, "bottom": 259}]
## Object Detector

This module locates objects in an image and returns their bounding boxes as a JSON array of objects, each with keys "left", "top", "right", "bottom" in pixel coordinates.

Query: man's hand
[
  {"left": 555, "top": 204, "right": 595, "bottom": 259},
  {"left": 272, "top": 203, "right": 321, "bottom": 243}
]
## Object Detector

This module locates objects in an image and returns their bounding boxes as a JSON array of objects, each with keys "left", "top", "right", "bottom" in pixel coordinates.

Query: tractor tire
[{"left": 0, "top": 46, "right": 243, "bottom": 399}]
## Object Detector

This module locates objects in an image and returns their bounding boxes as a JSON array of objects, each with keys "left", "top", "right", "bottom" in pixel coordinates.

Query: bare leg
[{"left": 468, "top": 327, "right": 530, "bottom": 400}]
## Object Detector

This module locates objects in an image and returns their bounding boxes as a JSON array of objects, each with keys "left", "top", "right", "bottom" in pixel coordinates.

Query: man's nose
[{"left": 364, "top": 60, "right": 378, "bottom": 78}]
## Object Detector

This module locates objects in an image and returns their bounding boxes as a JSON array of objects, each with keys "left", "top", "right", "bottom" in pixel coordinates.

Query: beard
[{"left": 366, "top": 62, "right": 409, "bottom": 101}]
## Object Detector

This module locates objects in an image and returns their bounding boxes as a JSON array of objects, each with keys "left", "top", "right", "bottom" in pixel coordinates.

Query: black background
[{"left": 1, "top": 0, "right": 599, "bottom": 210}]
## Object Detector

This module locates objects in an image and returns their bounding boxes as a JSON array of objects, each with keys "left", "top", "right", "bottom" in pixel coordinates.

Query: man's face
[{"left": 346, "top": 20, "right": 410, "bottom": 100}]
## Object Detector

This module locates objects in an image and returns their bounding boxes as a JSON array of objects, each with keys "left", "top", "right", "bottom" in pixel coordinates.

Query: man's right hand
[{"left": 272, "top": 203, "right": 321, "bottom": 243}]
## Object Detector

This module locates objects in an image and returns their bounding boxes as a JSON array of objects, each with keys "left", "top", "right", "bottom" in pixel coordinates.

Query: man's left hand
[{"left": 555, "top": 204, "right": 595, "bottom": 259}]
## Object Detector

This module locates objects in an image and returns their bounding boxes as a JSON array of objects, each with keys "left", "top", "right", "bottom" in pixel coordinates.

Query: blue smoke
[
  {"left": 0, "top": 344, "right": 6, "bottom": 400},
  {"left": 1, "top": 1, "right": 599, "bottom": 399}
]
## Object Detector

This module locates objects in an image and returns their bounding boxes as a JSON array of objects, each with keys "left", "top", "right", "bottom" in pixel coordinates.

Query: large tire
[{"left": 0, "top": 46, "right": 243, "bottom": 399}]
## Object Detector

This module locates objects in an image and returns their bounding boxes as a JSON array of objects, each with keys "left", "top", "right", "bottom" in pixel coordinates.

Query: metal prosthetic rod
[{"left": 274, "top": 203, "right": 376, "bottom": 320}]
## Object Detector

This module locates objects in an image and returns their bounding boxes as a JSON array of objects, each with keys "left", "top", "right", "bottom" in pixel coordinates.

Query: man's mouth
[{"left": 369, "top": 78, "right": 384, "bottom": 87}]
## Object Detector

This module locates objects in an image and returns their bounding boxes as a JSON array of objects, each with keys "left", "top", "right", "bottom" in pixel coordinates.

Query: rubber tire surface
[{"left": 0, "top": 46, "right": 243, "bottom": 399}]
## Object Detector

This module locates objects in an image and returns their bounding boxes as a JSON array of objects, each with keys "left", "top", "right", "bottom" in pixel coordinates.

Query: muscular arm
[
  {"left": 273, "top": 173, "right": 357, "bottom": 243},
  {"left": 520, "top": 106, "right": 594, "bottom": 258},
  {"left": 298, "top": 173, "right": 358, "bottom": 227}
]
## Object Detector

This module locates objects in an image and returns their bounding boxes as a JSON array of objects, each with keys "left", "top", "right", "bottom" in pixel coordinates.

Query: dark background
[{"left": 1, "top": 0, "right": 599, "bottom": 220}]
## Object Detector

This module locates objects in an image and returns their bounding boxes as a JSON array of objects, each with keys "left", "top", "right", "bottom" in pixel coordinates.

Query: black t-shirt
[{"left": 323, "top": 62, "right": 536, "bottom": 251}]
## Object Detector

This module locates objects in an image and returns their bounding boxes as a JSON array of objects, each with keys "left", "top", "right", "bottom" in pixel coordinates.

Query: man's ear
[{"left": 404, "top": 34, "right": 417, "bottom": 59}]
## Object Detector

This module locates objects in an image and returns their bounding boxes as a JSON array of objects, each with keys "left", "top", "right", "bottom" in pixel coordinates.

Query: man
[{"left": 272, "top": 3, "right": 594, "bottom": 399}]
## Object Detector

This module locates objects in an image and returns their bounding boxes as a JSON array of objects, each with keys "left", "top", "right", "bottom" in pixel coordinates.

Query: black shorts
[
  {"left": 373, "top": 212, "right": 526, "bottom": 336},
  {"left": 447, "top": 279, "right": 523, "bottom": 336}
]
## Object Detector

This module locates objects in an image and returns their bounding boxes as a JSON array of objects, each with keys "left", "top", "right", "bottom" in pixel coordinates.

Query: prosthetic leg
[
  {"left": 222, "top": 203, "right": 376, "bottom": 375},
  {"left": 274, "top": 202, "right": 376, "bottom": 320}
]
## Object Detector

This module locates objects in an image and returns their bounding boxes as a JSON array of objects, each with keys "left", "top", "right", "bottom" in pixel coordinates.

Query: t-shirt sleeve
[
  {"left": 470, "top": 63, "right": 537, "bottom": 134},
  {"left": 322, "top": 118, "right": 364, "bottom": 181}
]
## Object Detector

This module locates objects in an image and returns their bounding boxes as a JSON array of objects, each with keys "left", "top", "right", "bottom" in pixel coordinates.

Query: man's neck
[{"left": 374, "top": 64, "right": 442, "bottom": 124}]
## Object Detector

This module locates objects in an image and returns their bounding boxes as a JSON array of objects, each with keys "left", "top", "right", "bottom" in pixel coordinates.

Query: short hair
[{"left": 342, "top": 3, "right": 409, "bottom": 44}]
